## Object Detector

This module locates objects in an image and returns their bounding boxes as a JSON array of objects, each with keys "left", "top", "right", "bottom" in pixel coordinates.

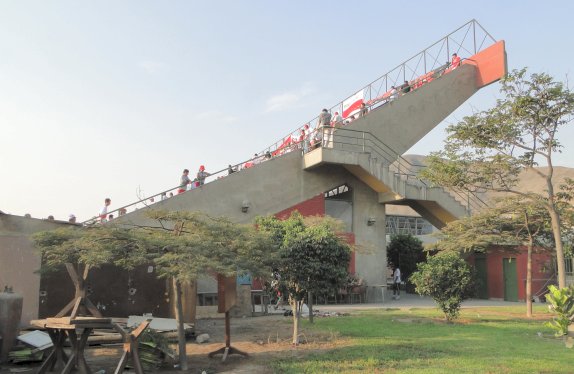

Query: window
[
  {"left": 385, "top": 215, "right": 434, "bottom": 236},
  {"left": 325, "top": 184, "right": 353, "bottom": 232}
]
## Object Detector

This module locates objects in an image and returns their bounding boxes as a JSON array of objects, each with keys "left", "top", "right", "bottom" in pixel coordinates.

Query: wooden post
[{"left": 208, "top": 275, "right": 247, "bottom": 362}]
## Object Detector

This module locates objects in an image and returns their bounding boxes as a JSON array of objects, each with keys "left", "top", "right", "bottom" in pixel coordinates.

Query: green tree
[
  {"left": 256, "top": 213, "right": 351, "bottom": 345},
  {"left": 410, "top": 252, "right": 475, "bottom": 322},
  {"left": 387, "top": 234, "right": 426, "bottom": 292},
  {"left": 420, "top": 68, "right": 574, "bottom": 288},
  {"left": 34, "top": 210, "right": 274, "bottom": 370}
]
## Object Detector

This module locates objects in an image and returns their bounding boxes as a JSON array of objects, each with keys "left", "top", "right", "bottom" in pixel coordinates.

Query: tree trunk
[
  {"left": 173, "top": 278, "right": 188, "bottom": 370},
  {"left": 291, "top": 299, "right": 300, "bottom": 345},
  {"left": 526, "top": 236, "right": 534, "bottom": 317},
  {"left": 548, "top": 206, "right": 567, "bottom": 288},
  {"left": 308, "top": 292, "right": 314, "bottom": 324}
]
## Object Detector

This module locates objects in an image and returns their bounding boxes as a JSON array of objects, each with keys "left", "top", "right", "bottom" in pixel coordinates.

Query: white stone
[{"left": 196, "top": 333, "right": 210, "bottom": 343}]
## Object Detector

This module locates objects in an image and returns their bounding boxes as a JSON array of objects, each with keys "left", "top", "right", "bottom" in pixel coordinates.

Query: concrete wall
[
  {"left": 117, "top": 151, "right": 352, "bottom": 227},
  {"left": 0, "top": 214, "right": 73, "bottom": 325},
  {"left": 118, "top": 150, "right": 389, "bottom": 301},
  {"left": 348, "top": 65, "right": 478, "bottom": 155}
]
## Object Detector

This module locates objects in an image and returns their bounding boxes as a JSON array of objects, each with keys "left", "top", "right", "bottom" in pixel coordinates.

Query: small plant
[
  {"left": 410, "top": 252, "right": 475, "bottom": 322},
  {"left": 545, "top": 285, "right": 574, "bottom": 339}
]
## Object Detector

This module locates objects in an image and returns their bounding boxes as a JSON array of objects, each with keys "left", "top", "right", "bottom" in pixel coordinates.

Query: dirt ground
[{"left": 0, "top": 313, "right": 350, "bottom": 374}]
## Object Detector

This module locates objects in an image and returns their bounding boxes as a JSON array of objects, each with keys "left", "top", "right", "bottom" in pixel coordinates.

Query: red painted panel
[
  {"left": 275, "top": 194, "right": 325, "bottom": 219},
  {"left": 462, "top": 40, "right": 507, "bottom": 88}
]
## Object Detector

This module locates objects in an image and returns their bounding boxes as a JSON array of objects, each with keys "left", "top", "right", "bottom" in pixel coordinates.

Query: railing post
[
  {"left": 473, "top": 20, "right": 477, "bottom": 54},
  {"left": 362, "top": 132, "right": 365, "bottom": 152}
]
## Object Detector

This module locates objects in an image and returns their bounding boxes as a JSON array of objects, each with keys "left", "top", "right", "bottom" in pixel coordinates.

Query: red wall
[
  {"left": 273, "top": 193, "right": 356, "bottom": 273},
  {"left": 477, "top": 246, "right": 554, "bottom": 301},
  {"left": 275, "top": 194, "right": 325, "bottom": 218}
]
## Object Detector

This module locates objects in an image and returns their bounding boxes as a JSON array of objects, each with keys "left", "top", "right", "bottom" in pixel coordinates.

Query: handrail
[
  {"left": 256, "top": 19, "right": 496, "bottom": 160},
  {"left": 81, "top": 154, "right": 270, "bottom": 225},
  {"left": 315, "top": 126, "right": 488, "bottom": 213}
]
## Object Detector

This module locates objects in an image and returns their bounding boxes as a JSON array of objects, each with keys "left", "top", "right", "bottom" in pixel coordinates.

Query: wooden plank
[
  {"left": 71, "top": 317, "right": 112, "bottom": 324},
  {"left": 70, "top": 297, "right": 82, "bottom": 319}
]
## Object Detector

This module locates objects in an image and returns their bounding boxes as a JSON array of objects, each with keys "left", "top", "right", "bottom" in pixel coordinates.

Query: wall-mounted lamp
[
  {"left": 367, "top": 217, "right": 376, "bottom": 226},
  {"left": 241, "top": 200, "right": 251, "bottom": 213}
]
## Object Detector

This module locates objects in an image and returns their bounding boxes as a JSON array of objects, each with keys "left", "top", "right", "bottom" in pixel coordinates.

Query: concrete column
[{"left": 351, "top": 181, "right": 387, "bottom": 302}]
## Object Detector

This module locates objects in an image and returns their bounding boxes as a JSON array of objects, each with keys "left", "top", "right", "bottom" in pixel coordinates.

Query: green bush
[
  {"left": 410, "top": 252, "right": 475, "bottom": 321},
  {"left": 545, "top": 285, "right": 574, "bottom": 337}
]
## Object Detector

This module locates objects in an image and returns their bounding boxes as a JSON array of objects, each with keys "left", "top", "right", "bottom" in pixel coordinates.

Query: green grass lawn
[{"left": 272, "top": 306, "right": 572, "bottom": 373}]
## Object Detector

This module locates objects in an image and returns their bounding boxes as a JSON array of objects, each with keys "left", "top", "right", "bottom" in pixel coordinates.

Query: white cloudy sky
[{"left": 1, "top": 1, "right": 574, "bottom": 221}]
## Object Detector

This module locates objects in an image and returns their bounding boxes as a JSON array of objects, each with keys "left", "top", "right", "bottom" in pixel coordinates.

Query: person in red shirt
[{"left": 450, "top": 53, "right": 461, "bottom": 69}]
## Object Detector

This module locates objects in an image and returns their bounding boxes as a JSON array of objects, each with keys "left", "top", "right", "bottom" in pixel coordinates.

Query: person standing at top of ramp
[
  {"left": 316, "top": 108, "right": 331, "bottom": 147},
  {"left": 450, "top": 53, "right": 461, "bottom": 69}
]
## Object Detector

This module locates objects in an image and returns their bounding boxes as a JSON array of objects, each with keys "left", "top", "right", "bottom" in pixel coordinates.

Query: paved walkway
[
  {"left": 314, "top": 293, "right": 527, "bottom": 313},
  {"left": 260, "top": 293, "right": 532, "bottom": 315}
]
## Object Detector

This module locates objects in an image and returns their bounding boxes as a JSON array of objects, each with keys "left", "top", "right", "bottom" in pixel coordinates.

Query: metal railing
[
  {"left": 257, "top": 19, "right": 496, "bottom": 159},
  {"left": 83, "top": 20, "right": 494, "bottom": 224},
  {"left": 313, "top": 126, "right": 488, "bottom": 213},
  {"left": 81, "top": 154, "right": 271, "bottom": 225}
]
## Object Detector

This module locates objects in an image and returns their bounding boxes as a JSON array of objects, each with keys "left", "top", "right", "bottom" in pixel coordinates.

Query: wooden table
[{"left": 31, "top": 317, "right": 112, "bottom": 374}]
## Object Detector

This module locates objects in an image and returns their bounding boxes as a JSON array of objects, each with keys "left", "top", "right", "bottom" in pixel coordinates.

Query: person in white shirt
[
  {"left": 392, "top": 265, "right": 402, "bottom": 300},
  {"left": 331, "top": 111, "right": 343, "bottom": 128},
  {"left": 99, "top": 198, "right": 111, "bottom": 223}
]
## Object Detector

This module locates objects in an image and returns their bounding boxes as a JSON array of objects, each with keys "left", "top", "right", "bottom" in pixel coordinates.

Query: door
[
  {"left": 474, "top": 256, "right": 488, "bottom": 299},
  {"left": 503, "top": 258, "right": 518, "bottom": 302}
]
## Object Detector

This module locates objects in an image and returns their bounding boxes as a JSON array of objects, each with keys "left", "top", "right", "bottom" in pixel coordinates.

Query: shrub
[
  {"left": 410, "top": 252, "right": 475, "bottom": 321},
  {"left": 545, "top": 285, "right": 574, "bottom": 337}
]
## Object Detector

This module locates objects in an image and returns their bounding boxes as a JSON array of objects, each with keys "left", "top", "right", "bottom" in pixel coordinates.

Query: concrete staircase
[{"left": 303, "top": 130, "right": 483, "bottom": 228}]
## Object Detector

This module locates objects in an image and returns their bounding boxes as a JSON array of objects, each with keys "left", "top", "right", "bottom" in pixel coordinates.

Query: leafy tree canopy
[
  {"left": 34, "top": 210, "right": 276, "bottom": 282},
  {"left": 420, "top": 68, "right": 574, "bottom": 288},
  {"left": 255, "top": 212, "right": 351, "bottom": 301},
  {"left": 386, "top": 234, "right": 426, "bottom": 280}
]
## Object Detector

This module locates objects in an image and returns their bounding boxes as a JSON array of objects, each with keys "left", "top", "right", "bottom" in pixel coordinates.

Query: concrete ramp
[
  {"left": 348, "top": 64, "right": 479, "bottom": 155},
  {"left": 117, "top": 150, "right": 352, "bottom": 227}
]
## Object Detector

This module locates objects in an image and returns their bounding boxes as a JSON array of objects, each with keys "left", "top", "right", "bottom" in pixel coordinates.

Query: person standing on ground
[
  {"left": 392, "top": 265, "right": 401, "bottom": 300},
  {"left": 99, "top": 198, "right": 111, "bottom": 223},
  {"left": 178, "top": 169, "right": 191, "bottom": 194}
]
